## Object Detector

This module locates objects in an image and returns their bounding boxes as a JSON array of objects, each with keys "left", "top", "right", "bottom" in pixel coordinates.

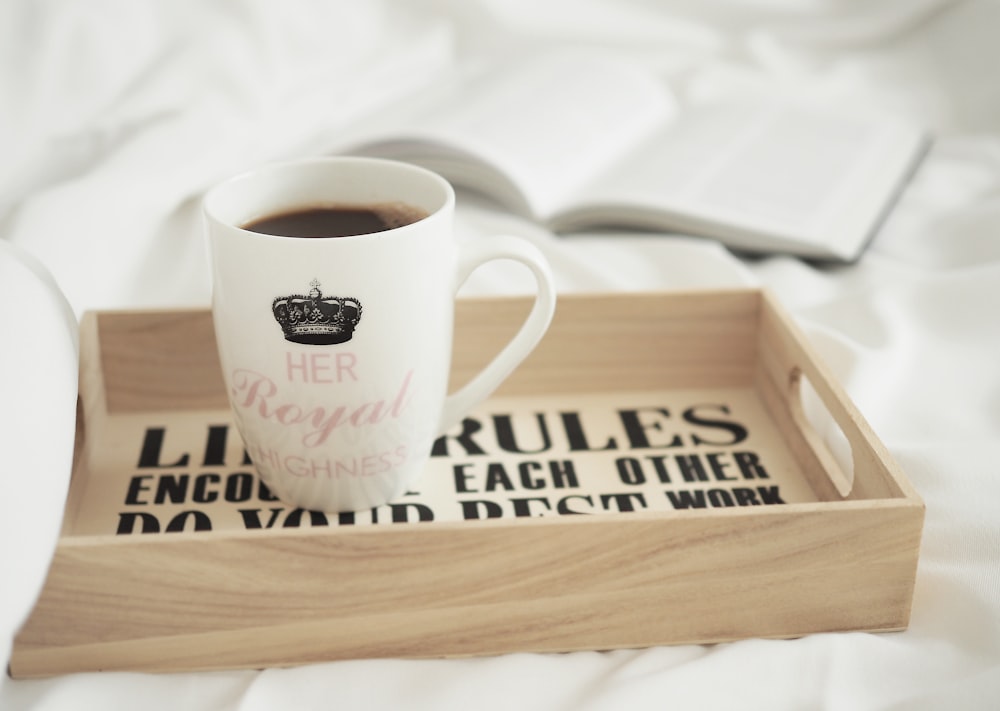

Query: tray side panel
[
  {"left": 12, "top": 502, "right": 923, "bottom": 677},
  {"left": 98, "top": 309, "right": 228, "bottom": 413},
  {"left": 754, "top": 291, "right": 922, "bottom": 504},
  {"left": 451, "top": 290, "right": 761, "bottom": 396},
  {"left": 92, "top": 291, "right": 762, "bottom": 414},
  {"left": 60, "top": 312, "right": 106, "bottom": 533}
]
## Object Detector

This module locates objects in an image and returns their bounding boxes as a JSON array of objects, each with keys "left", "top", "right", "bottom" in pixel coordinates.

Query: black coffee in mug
[{"left": 243, "top": 203, "right": 429, "bottom": 238}]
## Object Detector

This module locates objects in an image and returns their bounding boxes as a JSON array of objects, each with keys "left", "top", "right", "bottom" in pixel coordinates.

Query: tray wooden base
[{"left": 10, "top": 290, "right": 923, "bottom": 677}]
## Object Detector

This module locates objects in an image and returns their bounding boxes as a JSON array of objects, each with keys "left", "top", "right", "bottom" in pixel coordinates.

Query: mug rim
[{"left": 203, "top": 156, "right": 455, "bottom": 242}]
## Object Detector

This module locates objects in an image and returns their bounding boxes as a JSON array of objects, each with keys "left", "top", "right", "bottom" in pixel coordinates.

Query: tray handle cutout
[{"left": 788, "top": 367, "right": 855, "bottom": 498}]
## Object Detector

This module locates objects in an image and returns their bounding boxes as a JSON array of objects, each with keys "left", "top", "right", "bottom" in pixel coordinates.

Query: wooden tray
[{"left": 10, "top": 289, "right": 924, "bottom": 677}]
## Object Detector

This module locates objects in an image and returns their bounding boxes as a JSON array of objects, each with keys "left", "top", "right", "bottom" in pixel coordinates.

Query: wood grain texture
[
  {"left": 451, "top": 290, "right": 759, "bottom": 396},
  {"left": 10, "top": 290, "right": 924, "bottom": 677},
  {"left": 97, "top": 308, "right": 226, "bottom": 413},
  {"left": 14, "top": 502, "right": 922, "bottom": 676},
  {"left": 755, "top": 291, "right": 916, "bottom": 501}
]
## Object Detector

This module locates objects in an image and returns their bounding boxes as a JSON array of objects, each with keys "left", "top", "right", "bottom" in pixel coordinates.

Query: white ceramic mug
[{"left": 204, "top": 157, "right": 556, "bottom": 512}]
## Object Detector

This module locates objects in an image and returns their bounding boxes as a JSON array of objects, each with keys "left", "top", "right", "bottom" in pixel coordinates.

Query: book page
[
  {"left": 562, "top": 98, "right": 927, "bottom": 259},
  {"left": 349, "top": 51, "right": 675, "bottom": 219}
]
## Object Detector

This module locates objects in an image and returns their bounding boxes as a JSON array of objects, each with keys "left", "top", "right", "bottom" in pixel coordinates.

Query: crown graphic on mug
[{"left": 271, "top": 279, "right": 362, "bottom": 345}]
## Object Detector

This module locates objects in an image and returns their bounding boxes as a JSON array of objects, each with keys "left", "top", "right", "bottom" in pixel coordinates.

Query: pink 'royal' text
[{"left": 229, "top": 368, "right": 415, "bottom": 447}]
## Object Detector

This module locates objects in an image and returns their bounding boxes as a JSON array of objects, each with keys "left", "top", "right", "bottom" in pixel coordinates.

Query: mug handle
[{"left": 437, "top": 235, "right": 557, "bottom": 433}]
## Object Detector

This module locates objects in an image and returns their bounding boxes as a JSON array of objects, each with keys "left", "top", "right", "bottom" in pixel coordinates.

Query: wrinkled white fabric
[
  {"left": 0, "top": 242, "right": 77, "bottom": 684},
  {"left": 2, "top": 0, "right": 999, "bottom": 709}
]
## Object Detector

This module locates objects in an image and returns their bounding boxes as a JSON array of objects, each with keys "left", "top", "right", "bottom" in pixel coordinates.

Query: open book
[{"left": 339, "top": 51, "right": 930, "bottom": 262}]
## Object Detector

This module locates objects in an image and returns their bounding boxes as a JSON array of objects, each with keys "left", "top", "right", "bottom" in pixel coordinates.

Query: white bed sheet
[{"left": 2, "top": 1, "right": 999, "bottom": 709}]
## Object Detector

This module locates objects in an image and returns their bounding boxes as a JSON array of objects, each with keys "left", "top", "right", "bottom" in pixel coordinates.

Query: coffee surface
[{"left": 243, "top": 203, "right": 427, "bottom": 238}]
